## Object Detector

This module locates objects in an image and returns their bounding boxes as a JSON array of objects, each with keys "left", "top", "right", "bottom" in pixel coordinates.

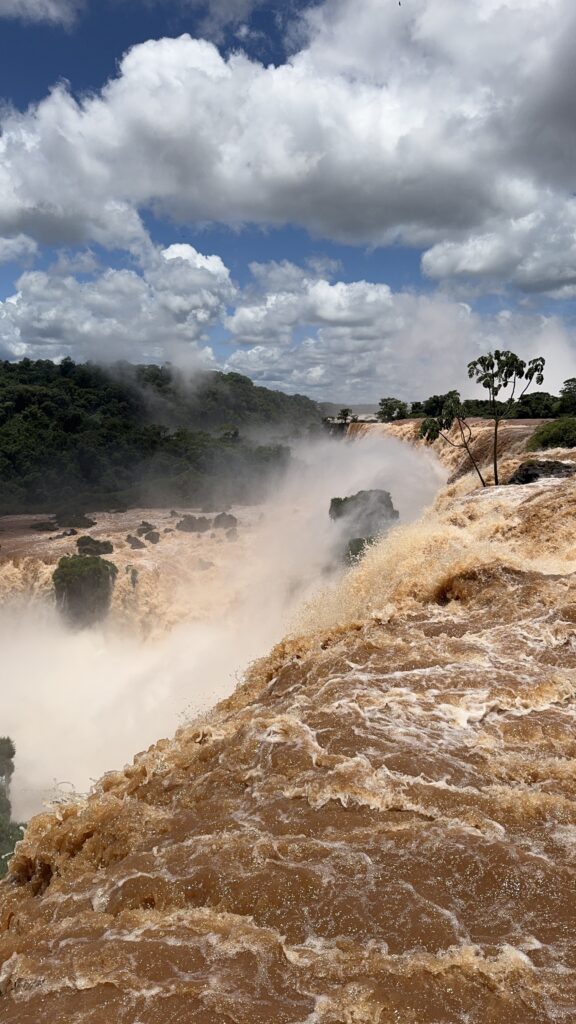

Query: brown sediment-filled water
[{"left": 0, "top": 441, "right": 575, "bottom": 1022}]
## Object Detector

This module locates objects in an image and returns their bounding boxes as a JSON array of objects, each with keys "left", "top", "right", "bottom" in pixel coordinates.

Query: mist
[{"left": 1, "top": 434, "right": 445, "bottom": 821}]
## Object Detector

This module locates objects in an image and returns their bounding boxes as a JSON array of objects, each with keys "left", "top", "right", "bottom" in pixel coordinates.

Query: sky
[{"left": 1, "top": 0, "right": 576, "bottom": 402}]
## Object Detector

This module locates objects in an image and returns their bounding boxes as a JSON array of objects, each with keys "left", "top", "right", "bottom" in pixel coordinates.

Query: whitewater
[{"left": 0, "top": 426, "right": 575, "bottom": 1023}]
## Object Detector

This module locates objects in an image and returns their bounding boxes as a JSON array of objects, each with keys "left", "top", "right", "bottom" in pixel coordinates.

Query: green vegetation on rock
[
  {"left": 53, "top": 555, "right": 119, "bottom": 627},
  {"left": 0, "top": 737, "right": 23, "bottom": 878},
  {"left": 76, "top": 536, "right": 114, "bottom": 556}
]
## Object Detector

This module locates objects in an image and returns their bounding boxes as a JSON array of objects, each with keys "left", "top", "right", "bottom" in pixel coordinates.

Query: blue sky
[{"left": 1, "top": 0, "right": 575, "bottom": 401}]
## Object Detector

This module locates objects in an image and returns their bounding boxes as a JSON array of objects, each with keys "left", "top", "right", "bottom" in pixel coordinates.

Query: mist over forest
[{"left": 0, "top": 359, "right": 322, "bottom": 513}]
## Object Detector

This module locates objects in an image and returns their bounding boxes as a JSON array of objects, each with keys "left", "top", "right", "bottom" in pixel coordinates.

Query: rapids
[{"left": 0, "top": 432, "right": 575, "bottom": 1022}]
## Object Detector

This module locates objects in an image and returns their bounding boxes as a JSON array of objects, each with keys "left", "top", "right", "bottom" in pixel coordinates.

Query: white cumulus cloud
[
  {"left": 1, "top": 1, "right": 576, "bottom": 292},
  {"left": 225, "top": 261, "right": 576, "bottom": 400},
  {"left": 0, "top": 242, "right": 235, "bottom": 362}
]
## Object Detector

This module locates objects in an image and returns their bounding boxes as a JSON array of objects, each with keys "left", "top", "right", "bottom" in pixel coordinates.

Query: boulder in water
[
  {"left": 55, "top": 511, "right": 96, "bottom": 529},
  {"left": 176, "top": 515, "right": 212, "bottom": 533},
  {"left": 214, "top": 512, "right": 238, "bottom": 530},
  {"left": 136, "top": 521, "right": 156, "bottom": 537},
  {"left": 126, "top": 534, "right": 146, "bottom": 550},
  {"left": 346, "top": 537, "right": 373, "bottom": 562},
  {"left": 329, "top": 489, "right": 399, "bottom": 537},
  {"left": 507, "top": 460, "right": 576, "bottom": 485},
  {"left": 145, "top": 531, "right": 160, "bottom": 545}
]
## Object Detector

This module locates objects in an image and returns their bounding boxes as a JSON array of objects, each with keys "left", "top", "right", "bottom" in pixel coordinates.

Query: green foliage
[
  {"left": 76, "top": 536, "right": 114, "bottom": 556},
  {"left": 558, "top": 378, "right": 576, "bottom": 416},
  {"left": 512, "top": 391, "right": 557, "bottom": 419},
  {"left": 338, "top": 408, "right": 352, "bottom": 423},
  {"left": 420, "top": 391, "right": 487, "bottom": 487},
  {"left": 0, "top": 737, "right": 16, "bottom": 786},
  {"left": 53, "top": 555, "right": 119, "bottom": 626},
  {"left": 377, "top": 397, "right": 409, "bottom": 422},
  {"left": 527, "top": 418, "right": 576, "bottom": 451},
  {"left": 0, "top": 737, "right": 21, "bottom": 878},
  {"left": 0, "top": 360, "right": 310, "bottom": 513}
]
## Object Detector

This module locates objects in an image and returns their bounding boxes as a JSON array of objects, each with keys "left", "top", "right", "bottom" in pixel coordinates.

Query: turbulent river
[{"left": 0, "top": 430, "right": 575, "bottom": 1023}]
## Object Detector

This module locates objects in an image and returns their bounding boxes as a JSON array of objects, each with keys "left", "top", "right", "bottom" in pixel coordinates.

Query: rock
[
  {"left": 55, "top": 512, "right": 97, "bottom": 529},
  {"left": 329, "top": 490, "right": 399, "bottom": 537},
  {"left": 176, "top": 515, "right": 212, "bottom": 533},
  {"left": 197, "top": 558, "right": 214, "bottom": 571},
  {"left": 226, "top": 528, "right": 238, "bottom": 542},
  {"left": 125, "top": 566, "right": 139, "bottom": 589},
  {"left": 136, "top": 521, "right": 156, "bottom": 537},
  {"left": 30, "top": 520, "right": 58, "bottom": 532},
  {"left": 507, "top": 460, "right": 576, "bottom": 485},
  {"left": 53, "top": 555, "right": 118, "bottom": 627},
  {"left": 346, "top": 537, "right": 373, "bottom": 562},
  {"left": 126, "top": 534, "right": 146, "bottom": 550},
  {"left": 145, "top": 531, "right": 160, "bottom": 544},
  {"left": 76, "top": 536, "right": 114, "bottom": 556},
  {"left": 163, "top": 528, "right": 174, "bottom": 534},
  {"left": 214, "top": 512, "right": 238, "bottom": 530},
  {"left": 330, "top": 490, "right": 399, "bottom": 564}
]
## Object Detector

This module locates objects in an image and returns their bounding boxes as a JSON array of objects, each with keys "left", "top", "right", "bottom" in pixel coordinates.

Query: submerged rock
[{"left": 507, "top": 459, "right": 576, "bottom": 484}]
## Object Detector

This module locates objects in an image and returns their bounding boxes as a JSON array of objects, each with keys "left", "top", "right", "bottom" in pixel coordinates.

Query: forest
[{"left": 0, "top": 359, "right": 322, "bottom": 514}]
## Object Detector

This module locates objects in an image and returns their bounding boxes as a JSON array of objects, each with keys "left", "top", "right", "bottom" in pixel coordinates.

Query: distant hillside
[
  {"left": 0, "top": 360, "right": 321, "bottom": 514},
  {"left": 319, "top": 402, "right": 378, "bottom": 417}
]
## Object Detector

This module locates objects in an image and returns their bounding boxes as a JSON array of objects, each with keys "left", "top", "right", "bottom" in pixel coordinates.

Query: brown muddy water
[{"left": 0, "top": 443, "right": 575, "bottom": 1022}]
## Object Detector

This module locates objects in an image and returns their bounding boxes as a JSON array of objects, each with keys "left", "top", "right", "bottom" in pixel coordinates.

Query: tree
[
  {"left": 420, "top": 391, "right": 487, "bottom": 487},
  {"left": 377, "top": 397, "right": 409, "bottom": 422},
  {"left": 0, "top": 737, "right": 21, "bottom": 878},
  {"left": 338, "top": 408, "right": 352, "bottom": 424},
  {"left": 410, "top": 401, "right": 424, "bottom": 417},
  {"left": 467, "top": 350, "right": 545, "bottom": 485},
  {"left": 513, "top": 391, "right": 556, "bottom": 419},
  {"left": 558, "top": 378, "right": 576, "bottom": 416},
  {"left": 0, "top": 738, "right": 15, "bottom": 794}
]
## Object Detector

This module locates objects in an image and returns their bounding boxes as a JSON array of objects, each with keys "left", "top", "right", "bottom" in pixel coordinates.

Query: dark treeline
[
  {"left": 377, "top": 379, "right": 576, "bottom": 422},
  {"left": 0, "top": 359, "right": 322, "bottom": 514}
]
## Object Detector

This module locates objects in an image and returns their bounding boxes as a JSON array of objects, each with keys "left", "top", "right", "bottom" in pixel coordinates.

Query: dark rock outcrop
[
  {"left": 507, "top": 460, "right": 576, "bottom": 485},
  {"left": 330, "top": 489, "right": 399, "bottom": 537},
  {"left": 145, "top": 531, "right": 160, "bottom": 545},
  {"left": 214, "top": 512, "right": 238, "bottom": 530},
  {"left": 126, "top": 535, "right": 146, "bottom": 550},
  {"left": 136, "top": 521, "right": 156, "bottom": 537},
  {"left": 176, "top": 515, "right": 212, "bottom": 533}
]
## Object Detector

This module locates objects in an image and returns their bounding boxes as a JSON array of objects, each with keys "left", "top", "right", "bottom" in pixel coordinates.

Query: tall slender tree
[{"left": 467, "top": 351, "right": 545, "bottom": 485}]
